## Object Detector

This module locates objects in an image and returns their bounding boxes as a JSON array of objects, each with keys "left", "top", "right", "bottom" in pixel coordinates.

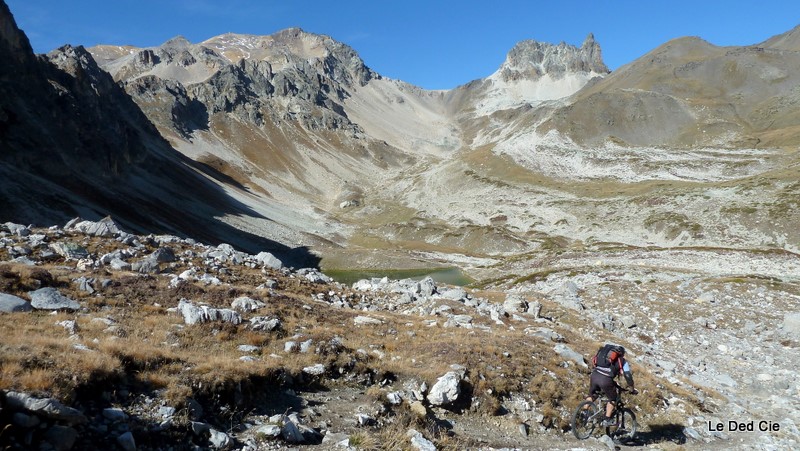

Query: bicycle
[{"left": 571, "top": 385, "right": 637, "bottom": 441}]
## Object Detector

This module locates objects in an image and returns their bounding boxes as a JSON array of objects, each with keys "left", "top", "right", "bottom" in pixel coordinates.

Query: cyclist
[{"left": 587, "top": 344, "right": 637, "bottom": 426}]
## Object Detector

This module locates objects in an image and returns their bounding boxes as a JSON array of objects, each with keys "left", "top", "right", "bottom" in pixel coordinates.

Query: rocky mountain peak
[
  {"left": 498, "top": 34, "right": 609, "bottom": 82},
  {"left": 579, "top": 32, "right": 606, "bottom": 70},
  {"left": 198, "top": 28, "right": 376, "bottom": 88},
  {"left": 161, "top": 35, "right": 192, "bottom": 51},
  {"left": 47, "top": 44, "right": 101, "bottom": 76},
  {"left": 267, "top": 28, "right": 376, "bottom": 87}
]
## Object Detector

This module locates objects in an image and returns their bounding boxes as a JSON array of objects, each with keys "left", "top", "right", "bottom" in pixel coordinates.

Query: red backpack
[{"left": 592, "top": 344, "right": 625, "bottom": 376}]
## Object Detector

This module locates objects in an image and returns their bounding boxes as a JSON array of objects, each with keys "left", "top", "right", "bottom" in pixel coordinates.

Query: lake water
[{"left": 325, "top": 267, "right": 473, "bottom": 287}]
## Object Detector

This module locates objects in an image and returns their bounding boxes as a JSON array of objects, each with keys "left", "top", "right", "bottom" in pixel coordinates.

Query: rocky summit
[{"left": 0, "top": 0, "right": 799, "bottom": 449}]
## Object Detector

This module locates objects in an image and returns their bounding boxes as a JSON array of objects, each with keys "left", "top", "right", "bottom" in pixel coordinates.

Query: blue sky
[{"left": 6, "top": 0, "right": 799, "bottom": 90}]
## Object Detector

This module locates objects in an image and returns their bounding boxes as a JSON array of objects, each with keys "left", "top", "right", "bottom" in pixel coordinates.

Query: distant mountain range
[{"left": 2, "top": 0, "right": 798, "bottom": 273}]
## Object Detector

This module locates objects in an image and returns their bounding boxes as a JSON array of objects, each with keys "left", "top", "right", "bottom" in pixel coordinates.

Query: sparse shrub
[
  {"left": 348, "top": 431, "right": 379, "bottom": 450},
  {"left": 365, "top": 385, "right": 386, "bottom": 402}
]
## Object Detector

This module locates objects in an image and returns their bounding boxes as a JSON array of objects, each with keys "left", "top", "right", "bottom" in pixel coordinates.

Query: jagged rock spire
[{"left": 498, "top": 33, "right": 609, "bottom": 82}]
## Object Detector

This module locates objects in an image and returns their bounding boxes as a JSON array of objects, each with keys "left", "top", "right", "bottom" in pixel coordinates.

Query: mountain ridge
[{"left": 3, "top": 0, "right": 800, "bottom": 274}]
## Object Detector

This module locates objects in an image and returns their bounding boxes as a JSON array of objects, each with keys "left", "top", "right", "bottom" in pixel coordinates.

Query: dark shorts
[{"left": 589, "top": 371, "right": 618, "bottom": 402}]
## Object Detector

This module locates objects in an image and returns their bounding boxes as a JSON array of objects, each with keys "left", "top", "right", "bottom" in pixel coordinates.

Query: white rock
[
  {"left": 354, "top": 315, "right": 383, "bottom": 326},
  {"left": 209, "top": 428, "right": 233, "bottom": 449},
  {"left": 303, "top": 364, "right": 326, "bottom": 376},
  {"left": 255, "top": 252, "right": 283, "bottom": 269},
  {"left": 407, "top": 429, "right": 436, "bottom": 451},
  {"left": 231, "top": 296, "right": 265, "bottom": 312},
  {"left": 255, "top": 424, "right": 281, "bottom": 438},
  {"left": 428, "top": 371, "right": 462, "bottom": 406},
  {"left": 553, "top": 343, "right": 587, "bottom": 368}
]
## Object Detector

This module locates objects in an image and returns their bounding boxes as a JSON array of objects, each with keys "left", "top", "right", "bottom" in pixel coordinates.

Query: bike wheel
[
  {"left": 571, "top": 400, "right": 599, "bottom": 440},
  {"left": 612, "top": 408, "right": 637, "bottom": 440}
]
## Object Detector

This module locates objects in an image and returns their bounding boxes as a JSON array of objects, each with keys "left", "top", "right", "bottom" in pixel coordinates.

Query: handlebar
[{"left": 614, "top": 382, "right": 638, "bottom": 394}]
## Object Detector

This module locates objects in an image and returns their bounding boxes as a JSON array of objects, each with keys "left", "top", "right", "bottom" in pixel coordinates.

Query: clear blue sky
[{"left": 6, "top": 0, "right": 799, "bottom": 90}]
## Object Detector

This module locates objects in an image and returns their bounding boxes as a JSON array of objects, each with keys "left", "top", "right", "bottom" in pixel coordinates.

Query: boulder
[
  {"left": 281, "top": 415, "right": 306, "bottom": 443},
  {"left": 249, "top": 316, "right": 281, "bottom": 331},
  {"left": 116, "top": 431, "right": 136, "bottom": 451},
  {"left": 407, "top": 429, "right": 436, "bottom": 451},
  {"left": 321, "top": 431, "right": 350, "bottom": 447},
  {"left": 428, "top": 366, "right": 466, "bottom": 406},
  {"left": 386, "top": 392, "right": 403, "bottom": 405},
  {"left": 554, "top": 344, "right": 587, "bottom": 368},
  {"left": 526, "top": 327, "right": 563, "bottom": 342},
  {"left": 209, "top": 429, "right": 233, "bottom": 449},
  {"left": 255, "top": 251, "right": 283, "bottom": 269},
  {"left": 232, "top": 296, "right": 265, "bottom": 312},
  {"left": 132, "top": 256, "right": 160, "bottom": 274},
  {"left": 110, "top": 258, "right": 132, "bottom": 271},
  {"left": 5, "top": 392, "right": 87, "bottom": 424},
  {"left": 151, "top": 247, "right": 176, "bottom": 263},
  {"left": 0, "top": 293, "right": 32, "bottom": 313},
  {"left": 418, "top": 277, "right": 436, "bottom": 297},
  {"left": 354, "top": 315, "right": 383, "bottom": 326},
  {"left": 66, "top": 216, "right": 123, "bottom": 237},
  {"left": 352, "top": 279, "right": 373, "bottom": 291},
  {"left": 3, "top": 222, "right": 30, "bottom": 237},
  {"left": 503, "top": 295, "right": 528, "bottom": 313},
  {"left": 177, "top": 299, "right": 242, "bottom": 325},
  {"left": 527, "top": 301, "right": 542, "bottom": 317},
  {"left": 49, "top": 242, "right": 89, "bottom": 260},
  {"left": 298, "top": 268, "right": 332, "bottom": 284},
  {"left": 255, "top": 424, "right": 281, "bottom": 438},
  {"left": 74, "top": 276, "right": 95, "bottom": 294},
  {"left": 437, "top": 287, "right": 466, "bottom": 301},
  {"left": 28, "top": 288, "right": 80, "bottom": 311}
]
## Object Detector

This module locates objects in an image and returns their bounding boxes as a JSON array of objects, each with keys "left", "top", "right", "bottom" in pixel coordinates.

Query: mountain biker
[{"left": 587, "top": 344, "right": 637, "bottom": 426}]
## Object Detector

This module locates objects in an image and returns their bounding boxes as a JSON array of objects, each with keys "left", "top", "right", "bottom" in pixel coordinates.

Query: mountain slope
[
  {"left": 4, "top": 0, "right": 799, "bottom": 275},
  {"left": 538, "top": 35, "right": 800, "bottom": 148},
  {"left": 0, "top": 1, "right": 317, "bottom": 265},
  {"left": 79, "top": 23, "right": 800, "bottom": 272}
]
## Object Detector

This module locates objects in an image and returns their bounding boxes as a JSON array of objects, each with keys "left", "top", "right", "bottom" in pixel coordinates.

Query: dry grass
[{"left": 0, "top": 226, "right": 702, "bottom": 450}]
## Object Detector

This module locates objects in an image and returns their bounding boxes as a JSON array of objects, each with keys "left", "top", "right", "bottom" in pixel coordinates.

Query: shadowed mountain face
[
  {"left": 0, "top": 1, "right": 318, "bottom": 266},
  {"left": 2, "top": 0, "right": 798, "bottom": 274}
]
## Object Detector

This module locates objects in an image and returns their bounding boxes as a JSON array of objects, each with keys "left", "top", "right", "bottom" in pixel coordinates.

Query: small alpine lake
[{"left": 324, "top": 267, "right": 473, "bottom": 287}]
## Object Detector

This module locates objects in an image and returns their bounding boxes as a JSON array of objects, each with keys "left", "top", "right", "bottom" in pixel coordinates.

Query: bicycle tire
[
  {"left": 571, "top": 400, "right": 599, "bottom": 440},
  {"left": 612, "top": 408, "right": 637, "bottom": 440}
]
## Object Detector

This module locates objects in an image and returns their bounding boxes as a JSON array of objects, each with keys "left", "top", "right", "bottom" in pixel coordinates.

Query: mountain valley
[{"left": 1, "top": 1, "right": 799, "bottom": 449}]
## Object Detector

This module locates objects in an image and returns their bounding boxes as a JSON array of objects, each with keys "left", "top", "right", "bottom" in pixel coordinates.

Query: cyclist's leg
[
  {"left": 597, "top": 376, "right": 617, "bottom": 421},
  {"left": 587, "top": 375, "right": 601, "bottom": 405}
]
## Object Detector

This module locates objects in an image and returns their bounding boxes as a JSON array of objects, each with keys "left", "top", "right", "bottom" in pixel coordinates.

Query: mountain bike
[{"left": 571, "top": 385, "right": 637, "bottom": 441}]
